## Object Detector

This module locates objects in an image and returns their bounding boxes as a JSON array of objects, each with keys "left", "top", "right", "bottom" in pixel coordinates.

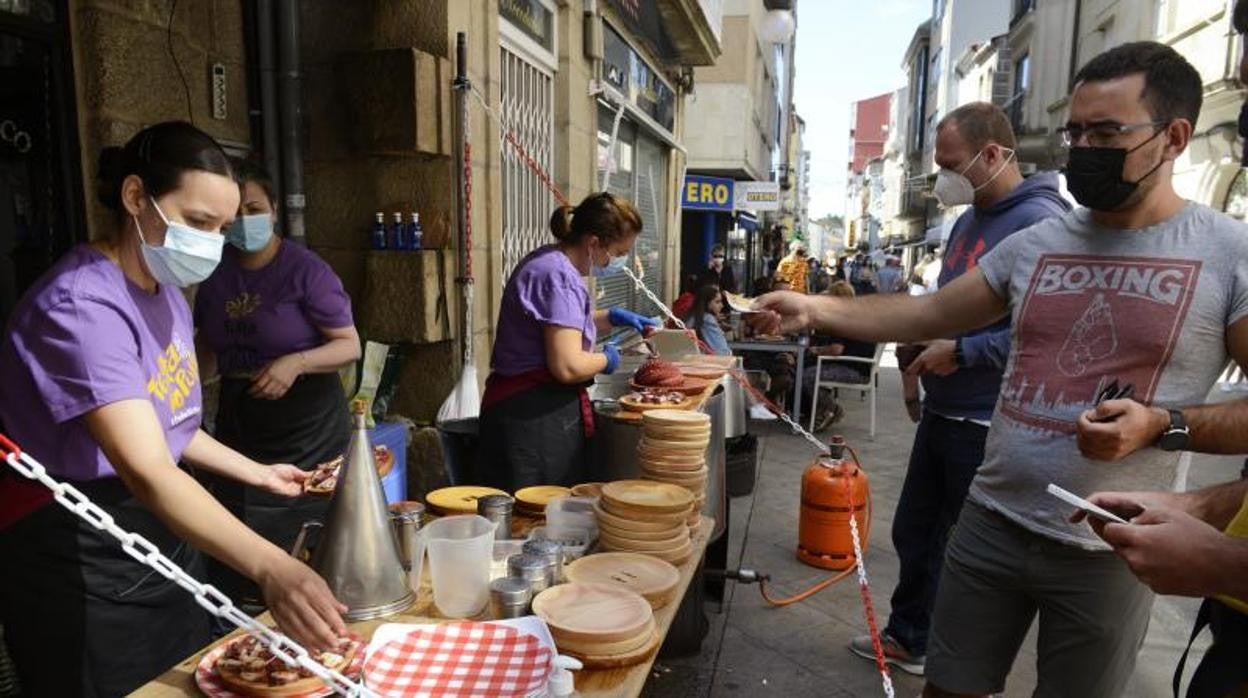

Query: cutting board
[
  {"left": 531, "top": 583, "right": 653, "bottom": 645},
  {"left": 563, "top": 553, "right": 680, "bottom": 609},
  {"left": 425, "top": 486, "right": 509, "bottom": 515}
]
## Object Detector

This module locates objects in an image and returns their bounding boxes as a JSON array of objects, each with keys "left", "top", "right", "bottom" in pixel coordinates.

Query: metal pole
[
  {"left": 454, "top": 32, "right": 470, "bottom": 367},
  {"left": 276, "top": 0, "right": 306, "bottom": 245},
  {"left": 255, "top": 0, "right": 282, "bottom": 200}
]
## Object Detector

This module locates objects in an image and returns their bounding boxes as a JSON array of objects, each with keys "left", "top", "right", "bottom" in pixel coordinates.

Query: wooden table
[{"left": 133, "top": 518, "right": 713, "bottom": 698}]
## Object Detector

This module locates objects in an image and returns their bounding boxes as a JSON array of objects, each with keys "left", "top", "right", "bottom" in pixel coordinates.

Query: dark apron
[
  {"left": 476, "top": 370, "right": 591, "bottom": 492},
  {"left": 203, "top": 372, "right": 349, "bottom": 610},
  {"left": 1174, "top": 598, "right": 1248, "bottom": 697},
  {"left": 0, "top": 476, "right": 210, "bottom": 697}
]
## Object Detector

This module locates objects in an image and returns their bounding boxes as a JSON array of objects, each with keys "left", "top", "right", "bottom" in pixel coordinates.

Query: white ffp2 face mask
[
  {"left": 136, "top": 197, "right": 224, "bottom": 287},
  {"left": 933, "top": 147, "right": 1015, "bottom": 208}
]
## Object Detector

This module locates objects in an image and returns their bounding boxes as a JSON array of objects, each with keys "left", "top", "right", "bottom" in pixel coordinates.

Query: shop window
[{"left": 0, "top": 3, "right": 83, "bottom": 325}]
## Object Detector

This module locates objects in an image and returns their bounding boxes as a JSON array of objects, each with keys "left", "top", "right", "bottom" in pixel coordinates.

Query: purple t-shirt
[
  {"left": 491, "top": 245, "right": 595, "bottom": 376},
  {"left": 0, "top": 245, "right": 203, "bottom": 481},
  {"left": 194, "top": 242, "right": 353, "bottom": 376}
]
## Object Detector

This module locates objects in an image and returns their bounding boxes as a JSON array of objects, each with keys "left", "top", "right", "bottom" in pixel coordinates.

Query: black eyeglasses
[{"left": 1057, "top": 121, "right": 1168, "bottom": 148}]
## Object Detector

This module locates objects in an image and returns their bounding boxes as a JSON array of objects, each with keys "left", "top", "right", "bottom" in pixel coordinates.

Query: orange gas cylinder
[{"left": 797, "top": 436, "right": 871, "bottom": 571}]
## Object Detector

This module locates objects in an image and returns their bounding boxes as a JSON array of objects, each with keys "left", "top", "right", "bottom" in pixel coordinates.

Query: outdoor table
[
  {"left": 728, "top": 334, "right": 810, "bottom": 424},
  {"left": 132, "top": 518, "right": 714, "bottom": 698}
]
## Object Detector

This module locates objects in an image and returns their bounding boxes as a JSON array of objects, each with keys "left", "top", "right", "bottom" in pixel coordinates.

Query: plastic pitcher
[{"left": 423, "top": 514, "right": 496, "bottom": 618}]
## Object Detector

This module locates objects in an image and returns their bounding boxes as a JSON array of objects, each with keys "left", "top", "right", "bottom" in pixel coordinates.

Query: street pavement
[{"left": 642, "top": 347, "right": 1241, "bottom": 697}]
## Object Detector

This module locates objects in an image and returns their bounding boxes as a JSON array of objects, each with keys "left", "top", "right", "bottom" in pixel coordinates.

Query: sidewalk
[{"left": 643, "top": 349, "right": 1240, "bottom": 697}]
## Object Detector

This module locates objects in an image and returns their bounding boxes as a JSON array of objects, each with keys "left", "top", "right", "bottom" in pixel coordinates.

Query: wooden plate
[
  {"left": 597, "top": 519, "right": 686, "bottom": 542},
  {"left": 640, "top": 409, "right": 710, "bottom": 427},
  {"left": 639, "top": 435, "right": 708, "bottom": 451},
  {"left": 425, "top": 486, "right": 509, "bottom": 515},
  {"left": 531, "top": 583, "right": 653, "bottom": 645},
  {"left": 601, "top": 480, "right": 694, "bottom": 514},
  {"left": 515, "top": 486, "right": 571, "bottom": 511},
  {"left": 640, "top": 462, "right": 708, "bottom": 478},
  {"left": 594, "top": 502, "right": 687, "bottom": 533},
  {"left": 619, "top": 394, "right": 695, "bottom": 412},
  {"left": 600, "top": 537, "right": 693, "bottom": 565},
  {"left": 598, "top": 528, "right": 690, "bottom": 552},
  {"left": 558, "top": 626, "right": 662, "bottom": 669},
  {"left": 636, "top": 444, "right": 705, "bottom": 461},
  {"left": 564, "top": 553, "right": 680, "bottom": 609},
  {"left": 550, "top": 616, "right": 657, "bottom": 657},
  {"left": 599, "top": 501, "right": 690, "bottom": 528},
  {"left": 641, "top": 425, "right": 711, "bottom": 442},
  {"left": 670, "top": 377, "right": 711, "bottom": 396},
  {"left": 671, "top": 362, "right": 728, "bottom": 380},
  {"left": 570, "top": 482, "right": 604, "bottom": 498}
]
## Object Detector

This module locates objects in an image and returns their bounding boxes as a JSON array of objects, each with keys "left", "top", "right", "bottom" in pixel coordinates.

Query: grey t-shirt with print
[{"left": 973, "top": 202, "right": 1248, "bottom": 549}]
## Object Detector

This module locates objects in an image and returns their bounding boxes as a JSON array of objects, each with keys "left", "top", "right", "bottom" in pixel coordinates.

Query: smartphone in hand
[{"left": 1047, "top": 484, "right": 1131, "bottom": 524}]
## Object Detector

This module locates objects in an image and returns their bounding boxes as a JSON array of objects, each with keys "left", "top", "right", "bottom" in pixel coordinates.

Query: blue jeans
[{"left": 884, "top": 412, "right": 988, "bottom": 656}]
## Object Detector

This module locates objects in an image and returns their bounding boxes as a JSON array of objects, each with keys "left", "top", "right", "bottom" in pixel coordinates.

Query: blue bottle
[
  {"left": 409, "top": 211, "right": 423, "bottom": 250},
  {"left": 391, "top": 212, "right": 405, "bottom": 251},
  {"left": 371, "top": 212, "right": 386, "bottom": 250}
]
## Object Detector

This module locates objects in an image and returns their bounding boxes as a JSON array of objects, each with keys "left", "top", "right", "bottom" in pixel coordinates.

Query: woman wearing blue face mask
[
  {"left": 193, "top": 158, "right": 361, "bottom": 613},
  {"left": 0, "top": 123, "right": 348, "bottom": 697},
  {"left": 478, "top": 192, "right": 658, "bottom": 490}
]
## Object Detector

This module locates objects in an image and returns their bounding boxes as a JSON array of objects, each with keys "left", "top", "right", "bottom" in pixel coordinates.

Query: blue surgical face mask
[
  {"left": 226, "top": 213, "right": 274, "bottom": 252},
  {"left": 136, "top": 197, "right": 224, "bottom": 287},
  {"left": 591, "top": 251, "right": 629, "bottom": 277}
]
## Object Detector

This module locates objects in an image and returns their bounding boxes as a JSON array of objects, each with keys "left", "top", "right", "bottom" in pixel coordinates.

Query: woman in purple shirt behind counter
[
  {"left": 478, "top": 193, "right": 659, "bottom": 490},
  {"left": 194, "top": 158, "right": 361, "bottom": 614},
  {"left": 0, "top": 123, "right": 345, "bottom": 696}
]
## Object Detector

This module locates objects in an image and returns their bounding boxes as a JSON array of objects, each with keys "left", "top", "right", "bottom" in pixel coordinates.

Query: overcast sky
[{"left": 793, "top": 0, "right": 933, "bottom": 221}]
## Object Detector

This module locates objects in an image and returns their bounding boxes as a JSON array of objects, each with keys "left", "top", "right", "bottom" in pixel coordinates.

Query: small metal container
[
  {"left": 489, "top": 577, "right": 532, "bottom": 619},
  {"left": 388, "top": 501, "right": 425, "bottom": 572},
  {"left": 507, "top": 553, "right": 555, "bottom": 595},
  {"left": 522, "top": 538, "right": 564, "bottom": 583},
  {"left": 477, "top": 494, "right": 515, "bottom": 540}
]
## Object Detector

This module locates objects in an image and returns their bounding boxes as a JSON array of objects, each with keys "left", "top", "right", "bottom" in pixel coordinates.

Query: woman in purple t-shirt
[
  {"left": 478, "top": 193, "right": 658, "bottom": 490},
  {"left": 194, "top": 158, "right": 361, "bottom": 611},
  {"left": 0, "top": 123, "right": 345, "bottom": 696}
]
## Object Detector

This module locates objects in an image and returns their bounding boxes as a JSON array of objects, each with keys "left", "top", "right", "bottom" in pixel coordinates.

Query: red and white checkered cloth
[
  {"left": 194, "top": 634, "right": 366, "bottom": 698},
  {"left": 364, "top": 622, "right": 553, "bottom": 697}
]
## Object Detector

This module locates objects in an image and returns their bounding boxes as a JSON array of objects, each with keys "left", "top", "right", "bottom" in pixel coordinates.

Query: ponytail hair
[
  {"left": 548, "top": 192, "right": 642, "bottom": 244},
  {"left": 96, "top": 121, "right": 232, "bottom": 225}
]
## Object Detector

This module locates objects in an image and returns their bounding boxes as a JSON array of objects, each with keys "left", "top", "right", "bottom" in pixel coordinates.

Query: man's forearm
[
  {"left": 1182, "top": 399, "right": 1248, "bottom": 455},
  {"left": 1188, "top": 478, "right": 1248, "bottom": 530}
]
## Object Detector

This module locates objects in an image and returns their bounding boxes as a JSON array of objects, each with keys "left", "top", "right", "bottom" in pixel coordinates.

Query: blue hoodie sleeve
[{"left": 960, "top": 327, "right": 1011, "bottom": 371}]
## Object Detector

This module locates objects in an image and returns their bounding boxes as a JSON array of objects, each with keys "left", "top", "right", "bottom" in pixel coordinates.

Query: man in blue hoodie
[{"left": 850, "top": 102, "right": 1071, "bottom": 675}]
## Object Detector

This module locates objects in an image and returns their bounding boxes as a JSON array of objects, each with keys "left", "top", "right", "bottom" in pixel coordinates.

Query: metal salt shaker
[
  {"left": 489, "top": 577, "right": 532, "bottom": 619},
  {"left": 477, "top": 494, "right": 515, "bottom": 540},
  {"left": 387, "top": 501, "right": 425, "bottom": 572},
  {"left": 507, "top": 553, "right": 555, "bottom": 595},
  {"left": 522, "top": 538, "right": 564, "bottom": 584}
]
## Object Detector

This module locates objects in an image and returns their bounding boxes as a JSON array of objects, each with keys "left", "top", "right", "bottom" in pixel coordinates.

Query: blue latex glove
[
  {"left": 608, "top": 307, "right": 660, "bottom": 334},
  {"left": 602, "top": 342, "right": 621, "bottom": 375}
]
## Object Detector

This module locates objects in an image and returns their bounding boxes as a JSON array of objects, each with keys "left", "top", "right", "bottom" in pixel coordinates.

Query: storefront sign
[
  {"left": 734, "top": 181, "right": 781, "bottom": 211},
  {"left": 604, "top": 0, "right": 679, "bottom": 60},
  {"left": 602, "top": 23, "right": 676, "bottom": 132},
  {"left": 499, "top": 0, "right": 554, "bottom": 53},
  {"left": 681, "top": 175, "right": 734, "bottom": 211}
]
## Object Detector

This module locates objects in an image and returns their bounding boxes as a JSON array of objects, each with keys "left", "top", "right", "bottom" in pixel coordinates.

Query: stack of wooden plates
[
  {"left": 570, "top": 482, "right": 604, "bottom": 499},
  {"left": 563, "top": 552, "right": 681, "bottom": 610},
  {"left": 637, "top": 410, "right": 710, "bottom": 535},
  {"left": 595, "top": 480, "right": 695, "bottom": 565},
  {"left": 531, "top": 582, "right": 659, "bottom": 668},
  {"left": 425, "top": 486, "right": 509, "bottom": 516},
  {"left": 514, "top": 485, "right": 571, "bottom": 518}
]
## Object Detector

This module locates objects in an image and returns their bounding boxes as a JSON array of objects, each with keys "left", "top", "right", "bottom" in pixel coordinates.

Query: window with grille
[
  {"left": 499, "top": 45, "right": 555, "bottom": 283},
  {"left": 595, "top": 105, "right": 668, "bottom": 340}
]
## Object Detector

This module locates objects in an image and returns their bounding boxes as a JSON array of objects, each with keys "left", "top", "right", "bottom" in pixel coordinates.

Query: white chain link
[
  {"left": 2, "top": 447, "right": 374, "bottom": 697},
  {"left": 846, "top": 495, "right": 895, "bottom": 698}
]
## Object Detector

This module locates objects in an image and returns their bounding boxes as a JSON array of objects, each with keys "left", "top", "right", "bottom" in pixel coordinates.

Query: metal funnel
[{"left": 309, "top": 401, "right": 413, "bottom": 620}]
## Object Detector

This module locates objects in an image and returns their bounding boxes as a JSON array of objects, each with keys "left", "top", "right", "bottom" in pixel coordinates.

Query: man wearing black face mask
[{"left": 751, "top": 42, "right": 1248, "bottom": 697}]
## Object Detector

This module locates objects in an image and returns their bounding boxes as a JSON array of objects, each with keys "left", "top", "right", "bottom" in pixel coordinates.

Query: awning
[{"left": 736, "top": 211, "right": 759, "bottom": 232}]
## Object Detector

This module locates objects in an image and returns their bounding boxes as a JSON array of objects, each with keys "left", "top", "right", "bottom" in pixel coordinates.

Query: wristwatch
[
  {"left": 1157, "top": 409, "right": 1190, "bottom": 451},
  {"left": 953, "top": 338, "right": 966, "bottom": 368}
]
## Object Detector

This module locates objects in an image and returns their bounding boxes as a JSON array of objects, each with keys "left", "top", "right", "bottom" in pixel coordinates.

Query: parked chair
[{"left": 809, "top": 343, "right": 886, "bottom": 439}]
